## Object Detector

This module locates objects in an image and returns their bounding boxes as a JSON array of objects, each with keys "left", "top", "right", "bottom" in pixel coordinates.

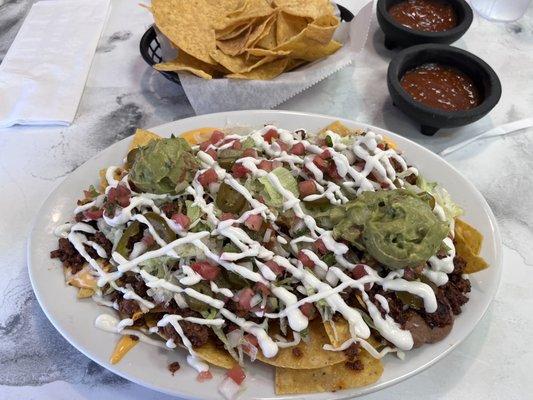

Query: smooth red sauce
[
  {"left": 389, "top": 0, "right": 458, "bottom": 32},
  {"left": 400, "top": 63, "right": 481, "bottom": 112}
]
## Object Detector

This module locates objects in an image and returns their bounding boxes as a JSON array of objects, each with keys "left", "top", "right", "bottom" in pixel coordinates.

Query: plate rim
[{"left": 27, "top": 109, "right": 503, "bottom": 399}]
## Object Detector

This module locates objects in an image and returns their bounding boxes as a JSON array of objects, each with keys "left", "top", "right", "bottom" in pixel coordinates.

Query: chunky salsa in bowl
[{"left": 49, "top": 121, "right": 489, "bottom": 398}]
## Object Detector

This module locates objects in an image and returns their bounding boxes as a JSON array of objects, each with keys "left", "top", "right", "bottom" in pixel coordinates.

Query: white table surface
[{"left": 0, "top": 1, "right": 532, "bottom": 399}]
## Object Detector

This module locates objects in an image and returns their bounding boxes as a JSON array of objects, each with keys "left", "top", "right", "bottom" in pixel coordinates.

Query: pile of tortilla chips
[{"left": 150, "top": 0, "right": 342, "bottom": 80}]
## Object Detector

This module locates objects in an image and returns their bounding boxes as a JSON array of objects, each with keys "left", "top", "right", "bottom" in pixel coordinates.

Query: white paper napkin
[
  {"left": 0, "top": 0, "right": 110, "bottom": 128},
  {"left": 157, "top": 0, "right": 374, "bottom": 115}
]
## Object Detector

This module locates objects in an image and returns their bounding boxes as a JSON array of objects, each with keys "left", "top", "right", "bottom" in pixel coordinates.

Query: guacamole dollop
[
  {"left": 129, "top": 137, "right": 199, "bottom": 194},
  {"left": 332, "top": 190, "right": 448, "bottom": 270}
]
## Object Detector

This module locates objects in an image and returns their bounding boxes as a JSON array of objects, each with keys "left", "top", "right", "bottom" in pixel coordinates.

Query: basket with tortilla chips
[{"left": 50, "top": 121, "right": 488, "bottom": 398}]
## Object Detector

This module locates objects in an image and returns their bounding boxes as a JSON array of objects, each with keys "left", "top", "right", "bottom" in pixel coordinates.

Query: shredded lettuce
[
  {"left": 139, "top": 256, "right": 173, "bottom": 279},
  {"left": 210, "top": 326, "right": 240, "bottom": 362},
  {"left": 416, "top": 175, "right": 463, "bottom": 224},
  {"left": 241, "top": 137, "right": 255, "bottom": 149},
  {"left": 258, "top": 167, "right": 298, "bottom": 208},
  {"left": 185, "top": 200, "right": 201, "bottom": 222}
]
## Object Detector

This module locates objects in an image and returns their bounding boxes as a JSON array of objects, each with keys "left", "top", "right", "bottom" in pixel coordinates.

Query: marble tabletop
[{"left": 1, "top": 0, "right": 532, "bottom": 399}]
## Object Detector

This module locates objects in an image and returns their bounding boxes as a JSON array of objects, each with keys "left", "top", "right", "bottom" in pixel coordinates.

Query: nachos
[{"left": 50, "top": 122, "right": 487, "bottom": 398}]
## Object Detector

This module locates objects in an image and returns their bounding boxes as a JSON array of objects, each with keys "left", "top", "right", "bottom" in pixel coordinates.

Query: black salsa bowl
[
  {"left": 377, "top": 0, "right": 473, "bottom": 50},
  {"left": 387, "top": 44, "right": 502, "bottom": 136}
]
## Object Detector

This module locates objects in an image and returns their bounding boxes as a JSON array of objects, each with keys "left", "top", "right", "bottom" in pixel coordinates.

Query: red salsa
[
  {"left": 400, "top": 63, "right": 481, "bottom": 112},
  {"left": 389, "top": 0, "right": 458, "bottom": 32}
]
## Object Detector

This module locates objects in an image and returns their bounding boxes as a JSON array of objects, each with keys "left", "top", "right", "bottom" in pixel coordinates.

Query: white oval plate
[{"left": 28, "top": 110, "right": 502, "bottom": 400}]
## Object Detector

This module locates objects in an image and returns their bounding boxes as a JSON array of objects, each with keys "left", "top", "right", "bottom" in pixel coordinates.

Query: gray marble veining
[{"left": 0, "top": 0, "right": 532, "bottom": 399}]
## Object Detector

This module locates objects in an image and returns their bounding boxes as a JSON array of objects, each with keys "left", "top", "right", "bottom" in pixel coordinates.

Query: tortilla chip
[
  {"left": 152, "top": 0, "right": 217, "bottom": 65},
  {"left": 455, "top": 219, "right": 483, "bottom": 255},
  {"left": 276, "top": 37, "right": 341, "bottom": 61},
  {"left": 216, "top": 19, "right": 255, "bottom": 40},
  {"left": 275, "top": 348, "right": 383, "bottom": 394},
  {"left": 195, "top": 340, "right": 237, "bottom": 369},
  {"left": 226, "top": 57, "right": 289, "bottom": 80},
  {"left": 180, "top": 127, "right": 219, "bottom": 145},
  {"left": 221, "top": 0, "right": 274, "bottom": 26},
  {"left": 246, "top": 13, "right": 278, "bottom": 49},
  {"left": 67, "top": 266, "right": 97, "bottom": 289},
  {"left": 324, "top": 318, "right": 351, "bottom": 347},
  {"left": 382, "top": 136, "right": 398, "bottom": 150},
  {"left": 246, "top": 48, "right": 291, "bottom": 57},
  {"left": 273, "top": 0, "right": 335, "bottom": 19},
  {"left": 217, "top": 25, "right": 254, "bottom": 56},
  {"left": 128, "top": 128, "right": 162, "bottom": 152},
  {"left": 319, "top": 121, "right": 355, "bottom": 137},
  {"left": 256, "top": 319, "right": 345, "bottom": 369},
  {"left": 77, "top": 288, "right": 95, "bottom": 299},
  {"left": 256, "top": 18, "right": 277, "bottom": 49},
  {"left": 210, "top": 49, "right": 275, "bottom": 73},
  {"left": 251, "top": 11, "right": 277, "bottom": 47},
  {"left": 155, "top": 51, "right": 217, "bottom": 79},
  {"left": 276, "top": 11, "right": 309, "bottom": 44},
  {"left": 285, "top": 58, "right": 307, "bottom": 72},
  {"left": 454, "top": 219, "right": 489, "bottom": 274},
  {"left": 110, "top": 335, "right": 139, "bottom": 364}
]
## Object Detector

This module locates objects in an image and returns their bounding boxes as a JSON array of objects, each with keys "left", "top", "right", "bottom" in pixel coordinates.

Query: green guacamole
[
  {"left": 129, "top": 137, "right": 199, "bottom": 194},
  {"left": 332, "top": 190, "right": 448, "bottom": 270}
]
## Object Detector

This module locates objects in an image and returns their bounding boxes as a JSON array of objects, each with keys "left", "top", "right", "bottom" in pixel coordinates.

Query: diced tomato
[
  {"left": 234, "top": 288, "right": 254, "bottom": 311},
  {"left": 231, "top": 140, "right": 242, "bottom": 150},
  {"left": 299, "top": 302, "right": 315, "bottom": 318},
  {"left": 210, "top": 129, "right": 225, "bottom": 144},
  {"left": 289, "top": 142, "right": 305, "bottom": 155},
  {"left": 198, "top": 168, "right": 218, "bottom": 187},
  {"left": 350, "top": 264, "right": 368, "bottom": 280},
  {"left": 254, "top": 281, "right": 270, "bottom": 296},
  {"left": 313, "top": 155, "right": 326, "bottom": 169},
  {"left": 265, "top": 260, "right": 284, "bottom": 276},
  {"left": 108, "top": 184, "right": 131, "bottom": 207},
  {"left": 232, "top": 163, "right": 250, "bottom": 178},
  {"left": 244, "top": 214, "right": 263, "bottom": 232},
  {"left": 272, "top": 160, "right": 283, "bottom": 169},
  {"left": 83, "top": 207, "right": 104, "bottom": 220},
  {"left": 227, "top": 365, "right": 246, "bottom": 385},
  {"left": 171, "top": 213, "right": 191, "bottom": 230},
  {"left": 220, "top": 212, "right": 236, "bottom": 221},
  {"left": 142, "top": 233, "right": 155, "bottom": 247},
  {"left": 275, "top": 140, "right": 289, "bottom": 152},
  {"left": 403, "top": 268, "right": 416, "bottom": 281},
  {"left": 298, "top": 250, "right": 315, "bottom": 268},
  {"left": 205, "top": 148, "right": 218, "bottom": 160},
  {"left": 197, "top": 370, "right": 213, "bottom": 382},
  {"left": 191, "top": 261, "right": 221, "bottom": 281},
  {"left": 313, "top": 239, "right": 328, "bottom": 254},
  {"left": 243, "top": 148, "right": 258, "bottom": 158},
  {"left": 244, "top": 214, "right": 263, "bottom": 231},
  {"left": 243, "top": 333, "right": 258, "bottom": 347},
  {"left": 298, "top": 180, "right": 317, "bottom": 197},
  {"left": 199, "top": 140, "right": 211, "bottom": 152},
  {"left": 263, "top": 128, "right": 279, "bottom": 143},
  {"left": 354, "top": 161, "right": 365, "bottom": 172},
  {"left": 319, "top": 149, "right": 332, "bottom": 159},
  {"left": 258, "top": 160, "right": 273, "bottom": 172},
  {"left": 326, "top": 162, "right": 341, "bottom": 180}
]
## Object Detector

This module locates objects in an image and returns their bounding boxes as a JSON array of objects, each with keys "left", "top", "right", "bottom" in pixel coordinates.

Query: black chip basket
[{"left": 139, "top": 4, "right": 354, "bottom": 86}]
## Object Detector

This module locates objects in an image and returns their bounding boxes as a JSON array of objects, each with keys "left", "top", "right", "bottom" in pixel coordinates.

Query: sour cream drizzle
[{"left": 56, "top": 125, "right": 457, "bottom": 374}]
